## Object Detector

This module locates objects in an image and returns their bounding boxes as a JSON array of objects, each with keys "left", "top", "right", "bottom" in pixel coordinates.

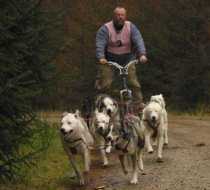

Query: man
[{"left": 95, "top": 6, "right": 147, "bottom": 109}]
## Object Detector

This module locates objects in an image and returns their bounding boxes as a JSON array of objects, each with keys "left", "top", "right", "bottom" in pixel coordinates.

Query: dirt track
[{"left": 68, "top": 115, "right": 210, "bottom": 190}]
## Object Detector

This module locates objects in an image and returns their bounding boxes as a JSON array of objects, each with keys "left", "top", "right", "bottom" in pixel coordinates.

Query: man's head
[{"left": 113, "top": 6, "right": 127, "bottom": 31}]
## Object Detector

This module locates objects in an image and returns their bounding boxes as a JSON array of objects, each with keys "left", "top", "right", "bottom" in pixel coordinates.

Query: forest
[
  {"left": 39, "top": 0, "right": 210, "bottom": 111},
  {"left": 0, "top": 0, "right": 210, "bottom": 182}
]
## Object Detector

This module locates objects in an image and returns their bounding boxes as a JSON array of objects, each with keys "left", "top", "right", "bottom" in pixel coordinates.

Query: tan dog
[{"left": 114, "top": 114, "right": 145, "bottom": 184}]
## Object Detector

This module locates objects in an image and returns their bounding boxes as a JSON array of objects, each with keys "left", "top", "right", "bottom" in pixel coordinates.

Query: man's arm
[
  {"left": 131, "top": 23, "right": 146, "bottom": 56},
  {"left": 96, "top": 25, "right": 109, "bottom": 60}
]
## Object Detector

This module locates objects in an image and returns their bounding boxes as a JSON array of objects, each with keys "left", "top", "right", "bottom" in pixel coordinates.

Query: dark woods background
[
  {"left": 37, "top": 0, "right": 210, "bottom": 111},
  {"left": 0, "top": 0, "right": 210, "bottom": 181}
]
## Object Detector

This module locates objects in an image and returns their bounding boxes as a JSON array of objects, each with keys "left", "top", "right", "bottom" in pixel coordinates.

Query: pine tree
[{"left": 0, "top": 0, "right": 63, "bottom": 180}]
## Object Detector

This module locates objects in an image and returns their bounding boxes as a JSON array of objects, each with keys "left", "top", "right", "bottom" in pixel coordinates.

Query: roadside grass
[
  {"left": 0, "top": 114, "right": 81, "bottom": 190},
  {"left": 167, "top": 104, "right": 210, "bottom": 120},
  {"left": 1, "top": 110, "right": 210, "bottom": 190}
]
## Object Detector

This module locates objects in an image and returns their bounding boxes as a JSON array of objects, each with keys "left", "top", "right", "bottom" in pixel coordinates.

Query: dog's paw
[
  {"left": 79, "top": 178, "right": 85, "bottom": 186},
  {"left": 83, "top": 172, "right": 90, "bottom": 184},
  {"left": 103, "top": 162, "right": 109, "bottom": 167},
  {"left": 156, "top": 157, "right": 164, "bottom": 163},
  {"left": 130, "top": 178, "right": 138, "bottom": 184}
]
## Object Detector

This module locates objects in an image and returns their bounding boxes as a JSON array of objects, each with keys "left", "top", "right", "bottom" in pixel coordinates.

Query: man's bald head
[
  {"left": 113, "top": 6, "right": 127, "bottom": 31},
  {"left": 113, "top": 7, "right": 127, "bottom": 16}
]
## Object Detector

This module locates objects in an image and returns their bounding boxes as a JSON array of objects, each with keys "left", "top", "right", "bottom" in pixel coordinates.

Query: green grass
[{"left": 0, "top": 119, "right": 79, "bottom": 190}]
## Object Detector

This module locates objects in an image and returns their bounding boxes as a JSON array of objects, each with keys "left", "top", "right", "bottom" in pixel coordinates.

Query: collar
[
  {"left": 143, "top": 119, "right": 160, "bottom": 138},
  {"left": 143, "top": 119, "right": 160, "bottom": 129},
  {"left": 65, "top": 137, "right": 83, "bottom": 145}
]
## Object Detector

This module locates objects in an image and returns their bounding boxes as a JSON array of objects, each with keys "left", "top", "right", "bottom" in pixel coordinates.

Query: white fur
[
  {"left": 91, "top": 109, "right": 114, "bottom": 166},
  {"left": 60, "top": 110, "right": 94, "bottom": 185},
  {"left": 103, "top": 97, "right": 117, "bottom": 115},
  {"left": 142, "top": 94, "right": 168, "bottom": 162}
]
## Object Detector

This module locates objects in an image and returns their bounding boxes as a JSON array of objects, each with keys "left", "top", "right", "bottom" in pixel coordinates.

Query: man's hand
[
  {"left": 139, "top": 55, "right": 148, "bottom": 64},
  {"left": 99, "top": 58, "right": 108, "bottom": 65}
]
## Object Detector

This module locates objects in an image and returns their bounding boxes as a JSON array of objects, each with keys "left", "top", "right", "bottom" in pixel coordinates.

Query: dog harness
[
  {"left": 143, "top": 119, "right": 160, "bottom": 138},
  {"left": 115, "top": 137, "right": 131, "bottom": 153},
  {"left": 64, "top": 137, "right": 87, "bottom": 155}
]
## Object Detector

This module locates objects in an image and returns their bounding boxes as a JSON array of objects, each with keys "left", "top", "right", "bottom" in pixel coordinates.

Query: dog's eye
[{"left": 67, "top": 121, "right": 72, "bottom": 125}]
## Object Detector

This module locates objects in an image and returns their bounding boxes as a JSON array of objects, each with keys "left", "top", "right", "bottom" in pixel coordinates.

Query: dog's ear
[
  {"left": 74, "top": 109, "right": 80, "bottom": 118},
  {"left": 113, "top": 101, "right": 118, "bottom": 109},
  {"left": 95, "top": 96, "right": 102, "bottom": 110},
  {"left": 161, "top": 95, "right": 166, "bottom": 108},
  {"left": 98, "top": 100, "right": 104, "bottom": 112},
  {"left": 102, "top": 108, "right": 107, "bottom": 115},
  {"left": 95, "top": 108, "right": 99, "bottom": 115},
  {"left": 62, "top": 112, "right": 69, "bottom": 117},
  {"left": 99, "top": 102, "right": 105, "bottom": 112},
  {"left": 158, "top": 94, "right": 166, "bottom": 108}
]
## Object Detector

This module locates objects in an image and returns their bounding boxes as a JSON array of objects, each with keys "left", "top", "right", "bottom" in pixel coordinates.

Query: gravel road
[{"left": 68, "top": 115, "right": 210, "bottom": 190}]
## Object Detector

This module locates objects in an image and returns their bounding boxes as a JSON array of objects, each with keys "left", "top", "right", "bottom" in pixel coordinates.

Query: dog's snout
[
  {"left": 151, "top": 116, "right": 156, "bottom": 121},
  {"left": 107, "top": 109, "right": 111, "bottom": 115},
  {"left": 60, "top": 128, "right": 66, "bottom": 134},
  {"left": 69, "top": 129, "right": 73, "bottom": 134},
  {"left": 106, "top": 136, "right": 112, "bottom": 142},
  {"left": 99, "top": 126, "right": 103, "bottom": 131},
  {"left": 60, "top": 128, "right": 73, "bottom": 135}
]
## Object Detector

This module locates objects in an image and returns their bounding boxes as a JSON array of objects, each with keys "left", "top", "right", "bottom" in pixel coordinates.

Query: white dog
[
  {"left": 60, "top": 110, "right": 94, "bottom": 185},
  {"left": 142, "top": 94, "right": 168, "bottom": 162},
  {"left": 114, "top": 114, "right": 145, "bottom": 184},
  {"left": 91, "top": 109, "right": 114, "bottom": 166}
]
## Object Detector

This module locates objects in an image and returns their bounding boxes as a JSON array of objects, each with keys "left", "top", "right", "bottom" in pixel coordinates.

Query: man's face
[{"left": 113, "top": 8, "right": 127, "bottom": 30}]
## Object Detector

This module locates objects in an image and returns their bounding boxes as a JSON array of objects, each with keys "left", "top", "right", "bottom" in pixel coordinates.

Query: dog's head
[
  {"left": 60, "top": 110, "right": 80, "bottom": 137},
  {"left": 143, "top": 100, "right": 162, "bottom": 126},
  {"left": 95, "top": 95, "right": 118, "bottom": 116},
  {"left": 150, "top": 94, "right": 166, "bottom": 109},
  {"left": 94, "top": 109, "right": 113, "bottom": 141}
]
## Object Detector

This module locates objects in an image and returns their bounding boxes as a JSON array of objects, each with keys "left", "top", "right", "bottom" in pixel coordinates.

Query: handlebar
[{"left": 107, "top": 59, "right": 139, "bottom": 75}]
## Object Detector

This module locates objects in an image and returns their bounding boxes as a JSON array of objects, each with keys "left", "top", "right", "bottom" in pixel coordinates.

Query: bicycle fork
[{"left": 120, "top": 75, "right": 133, "bottom": 115}]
